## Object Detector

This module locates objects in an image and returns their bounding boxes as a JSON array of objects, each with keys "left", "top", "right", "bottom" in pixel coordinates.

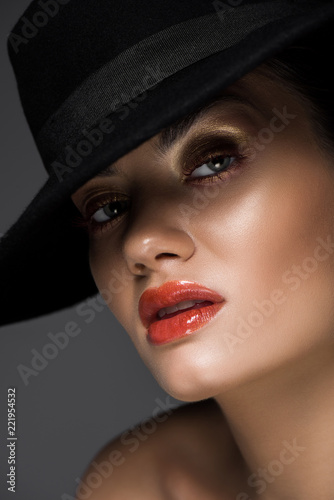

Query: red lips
[{"left": 139, "top": 280, "right": 225, "bottom": 346}]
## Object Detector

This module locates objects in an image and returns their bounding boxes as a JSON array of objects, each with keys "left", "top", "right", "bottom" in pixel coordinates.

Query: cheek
[
  {"left": 88, "top": 238, "right": 136, "bottom": 330},
  {"left": 194, "top": 140, "right": 334, "bottom": 359}
]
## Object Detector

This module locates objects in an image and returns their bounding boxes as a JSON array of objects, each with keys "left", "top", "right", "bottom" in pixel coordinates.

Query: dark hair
[{"left": 258, "top": 25, "right": 334, "bottom": 157}]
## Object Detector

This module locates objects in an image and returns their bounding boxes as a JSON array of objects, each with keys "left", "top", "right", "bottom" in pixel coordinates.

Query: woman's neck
[{"left": 214, "top": 344, "right": 334, "bottom": 499}]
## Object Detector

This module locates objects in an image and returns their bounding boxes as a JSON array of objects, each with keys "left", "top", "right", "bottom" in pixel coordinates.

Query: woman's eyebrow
[
  {"left": 96, "top": 92, "right": 259, "bottom": 178},
  {"left": 154, "top": 93, "right": 254, "bottom": 157}
]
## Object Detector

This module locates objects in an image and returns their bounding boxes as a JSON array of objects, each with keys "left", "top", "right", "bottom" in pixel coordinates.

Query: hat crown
[
  {"left": 8, "top": 0, "right": 325, "bottom": 174},
  {"left": 8, "top": 0, "right": 216, "bottom": 137}
]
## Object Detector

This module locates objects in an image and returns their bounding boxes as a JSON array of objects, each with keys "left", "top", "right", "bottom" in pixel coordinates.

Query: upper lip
[{"left": 138, "top": 280, "right": 225, "bottom": 328}]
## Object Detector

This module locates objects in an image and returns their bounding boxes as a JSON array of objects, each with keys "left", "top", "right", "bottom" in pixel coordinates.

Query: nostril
[{"left": 156, "top": 253, "right": 178, "bottom": 260}]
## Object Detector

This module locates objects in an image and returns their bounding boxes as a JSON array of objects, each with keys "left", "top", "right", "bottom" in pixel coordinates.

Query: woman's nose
[{"left": 122, "top": 201, "right": 195, "bottom": 276}]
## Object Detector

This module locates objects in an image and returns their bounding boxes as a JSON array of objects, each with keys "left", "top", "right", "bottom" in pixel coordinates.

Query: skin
[{"left": 72, "top": 69, "right": 334, "bottom": 498}]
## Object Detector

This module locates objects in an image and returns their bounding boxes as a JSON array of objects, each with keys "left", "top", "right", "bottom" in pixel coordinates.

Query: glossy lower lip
[{"left": 147, "top": 300, "right": 225, "bottom": 346}]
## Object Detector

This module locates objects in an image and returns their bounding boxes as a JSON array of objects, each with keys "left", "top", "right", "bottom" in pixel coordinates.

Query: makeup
[{"left": 139, "top": 280, "right": 225, "bottom": 345}]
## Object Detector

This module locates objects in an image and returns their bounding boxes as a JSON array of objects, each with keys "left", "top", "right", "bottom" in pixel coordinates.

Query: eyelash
[
  {"left": 73, "top": 146, "right": 248, "bottom": 236},
  {"left": 182, "top": 149, "right": 246, "bottom": 184}
]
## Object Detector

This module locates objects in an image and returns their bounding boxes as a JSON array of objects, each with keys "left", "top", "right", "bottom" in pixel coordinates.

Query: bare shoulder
[{"left": 78, "top": 399, "right": 234, "bottom": 499}]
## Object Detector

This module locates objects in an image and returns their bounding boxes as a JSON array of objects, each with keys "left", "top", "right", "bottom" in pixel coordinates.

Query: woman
[{"left": 2, "top": 1, "right": 334, "bottom": 498}]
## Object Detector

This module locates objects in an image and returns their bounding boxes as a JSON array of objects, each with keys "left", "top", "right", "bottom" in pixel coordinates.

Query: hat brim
[{"left": 1, "top": 3, "right": 334, "bottom": 326}]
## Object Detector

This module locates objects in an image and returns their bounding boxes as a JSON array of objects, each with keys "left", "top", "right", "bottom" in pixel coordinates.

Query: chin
[
  {"left": 144, "top": 339, "right": 249, "bottom": 402},
  {"left": 158, "top": 379, "right": 219, "bottom": 404}
]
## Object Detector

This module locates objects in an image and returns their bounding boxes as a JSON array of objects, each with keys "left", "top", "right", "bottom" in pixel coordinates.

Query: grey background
[{"left": 0, "top": 2, "right": 182, "bottom": 499}]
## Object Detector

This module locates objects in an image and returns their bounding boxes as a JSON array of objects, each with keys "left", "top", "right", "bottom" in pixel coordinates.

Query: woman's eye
[
  {"left": 189, "top": 155, "right": 236, "bottom": 178},
  {"left": 92, "top": 199, "right": 129, "bottom": 223},
  {"left": 81, "top": 151, "right": 242, "bottom": 233}
]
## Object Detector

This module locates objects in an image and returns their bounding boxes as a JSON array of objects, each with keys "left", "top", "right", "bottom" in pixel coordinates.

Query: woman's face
[{"left": 72, "top": 69, "right": 334, "bottom": 401}]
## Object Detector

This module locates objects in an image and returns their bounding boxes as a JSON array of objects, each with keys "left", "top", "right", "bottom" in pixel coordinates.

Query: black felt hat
[{"left": 1, "top": 0, "right": 334, "bottom": 326}]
